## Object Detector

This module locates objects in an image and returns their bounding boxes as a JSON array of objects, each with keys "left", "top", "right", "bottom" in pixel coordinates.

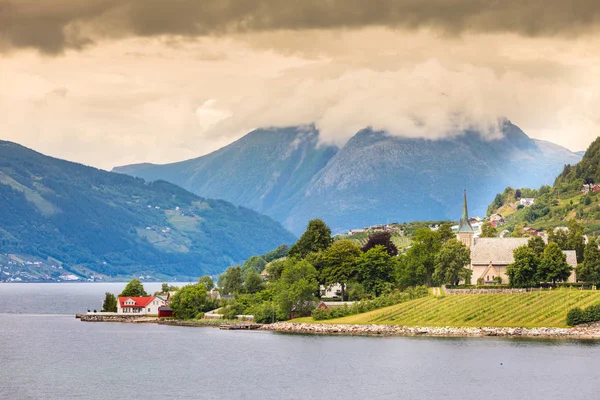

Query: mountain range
[
  {"left": 0, "top": 141, "right": 295, "bottom": 280},
  {"left": 114, "top": 121, "right": 582, "bottom": 235}
]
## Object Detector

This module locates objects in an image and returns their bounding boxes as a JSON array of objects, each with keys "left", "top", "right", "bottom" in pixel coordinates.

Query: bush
[
  {"left": 566, "top": 304, "right": 600, "bottom": 326},
  {"left": 567, "top": 307, "right": 585, "bottom": 326},
  {"left": 195, "top": 312, "right": 205, "bottom": 320}
]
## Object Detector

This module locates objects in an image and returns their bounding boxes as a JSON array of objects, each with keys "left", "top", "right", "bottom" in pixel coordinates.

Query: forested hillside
[
  {"left": 487, "top": 136, "right": 600, "bottom": 235},
  {"left": 0, "top": 141, "right": 295, "bottom": 280}
]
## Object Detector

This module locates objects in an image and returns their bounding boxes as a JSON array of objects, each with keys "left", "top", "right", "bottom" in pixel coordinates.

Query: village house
[
  {"left": 458, "top": 192, "right": 577, "bottom": 285},
  {"left": 117, "top": 296, "right": 167, "bottom": 315},
  {"left": 519, "top": 198, "right": 536, "bottom": 207},
  {"left": 320, "top": 283, "right": 342, "bottom": 298},
  {"left": 489, "top": 213, "right": 505, "bottom": 224}
]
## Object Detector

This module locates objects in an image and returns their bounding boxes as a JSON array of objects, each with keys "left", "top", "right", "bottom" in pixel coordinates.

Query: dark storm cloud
[{"left": 2, "top": 0, "right": 600, "bottom": 54}]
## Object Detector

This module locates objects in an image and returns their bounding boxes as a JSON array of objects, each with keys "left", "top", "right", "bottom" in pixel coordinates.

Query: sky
[{"left": 2, "top": 1, "right": 600, "bottom": 170}]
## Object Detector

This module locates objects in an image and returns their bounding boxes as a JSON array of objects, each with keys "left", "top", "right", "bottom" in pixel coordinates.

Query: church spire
[{"left": 457, "top": 190, "right": 474, "bottom": 233}]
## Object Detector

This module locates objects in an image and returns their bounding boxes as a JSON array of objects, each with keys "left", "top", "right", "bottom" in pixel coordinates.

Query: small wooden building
[{"left": 158, "top": 306, "right": 173, "bottom": 318}]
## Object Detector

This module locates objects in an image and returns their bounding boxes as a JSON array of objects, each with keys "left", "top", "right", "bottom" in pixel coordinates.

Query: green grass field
[{"left": 299, "top": 290, "right": 600, "bottom": 328}]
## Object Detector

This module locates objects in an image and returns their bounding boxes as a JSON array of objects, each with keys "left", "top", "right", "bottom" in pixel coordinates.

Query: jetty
[{"left": 219, "top": 323, "right": 262, "bottom": 330}]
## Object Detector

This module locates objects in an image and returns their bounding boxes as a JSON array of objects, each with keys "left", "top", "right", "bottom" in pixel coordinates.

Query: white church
[{"left": 456, "top": 192, "right": 577, "bottom": 284}]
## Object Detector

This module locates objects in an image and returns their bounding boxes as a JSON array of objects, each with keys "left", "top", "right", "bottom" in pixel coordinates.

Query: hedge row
[
  {"left": 566, "top": 304, "right": 600, "bottom": 326},
  {"left": 311, "top": 286, "right": 429, "bottom": 321}
]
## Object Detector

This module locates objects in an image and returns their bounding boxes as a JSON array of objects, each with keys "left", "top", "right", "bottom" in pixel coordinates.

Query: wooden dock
[{"left": 219, "top": 323, "right": 262, "bottom": 330}]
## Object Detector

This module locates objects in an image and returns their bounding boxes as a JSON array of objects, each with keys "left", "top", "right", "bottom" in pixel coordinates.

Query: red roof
[{"left": 118, "top": 296, "right": 155, "bottom": 308}]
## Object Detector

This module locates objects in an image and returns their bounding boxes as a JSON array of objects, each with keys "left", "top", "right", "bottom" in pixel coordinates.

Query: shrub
[
  {"left": 195, "top": 312, "right": 205, "bottom": 320},
  {"left": 566, "top": 304, "right": 600, "bottom": 326},
  {"left": 566, "top": 307, "right": 585, "bottom": 326}
]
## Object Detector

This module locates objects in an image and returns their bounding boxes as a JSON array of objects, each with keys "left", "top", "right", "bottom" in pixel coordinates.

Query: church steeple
[{"left": 457, "top": 190, "right": 474, "bottom": 233}]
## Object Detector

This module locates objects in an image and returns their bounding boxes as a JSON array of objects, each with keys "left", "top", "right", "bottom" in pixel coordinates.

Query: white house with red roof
[{"left": 117, "top": 296, "right": 167, "bottom": 315}]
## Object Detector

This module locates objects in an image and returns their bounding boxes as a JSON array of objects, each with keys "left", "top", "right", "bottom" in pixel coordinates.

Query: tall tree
[
  {"left": 361, "top": 231, "right": 398, "bottom": 256},
  {"left": 514, "top": 189, "right": 522, "bottom": 199},
  {"left": 506, "top": 246, "right": 539, "bottom": 288},
  {"left": 320, "top": 240, "right": 362, "bottom": 300},
  {"left": 438, "top": 223, "right": 455, "bottom": 244},
  {"left": 198, "top": 275, "right": 215, "bottom": 290},
  {"left": 221, "top": 266, "right": 244, "bottom": 294},
  {"left": 288, "top": 219, "right": 332, "bottom": 259},
  {"left": 404, "top": 228, "right": 442, "bottom": 286},
  {"left": 241, "top": 256, "right": 268, "bottom": 278},
  {"left": 580, "top": 238, "right": 600, "bottom": 284},
  {"left": 119, "top": 279, "right": 148, "bottom": 297},
  {"left": 274, "top": 259, "right": 319, "bottom": 319},
  {"left": 567, "top": 219, "right": 586, "bottom": 263},
  {"left": 433, "top": 239, "right": 472, "bottom": 286},
  {"left": 244, "top": 272, "right": 266, "bottom": 294},
  {"left": 101, "top": 292, "right": 117, "bottom": 312},
  {"left": 169, "top": 283, "right": 214, "bottom": 320},
  {"left": 527, "top": 236, "right": 546, "bottom": 257},
  {"left": 480, "top": 222, "right": 498, "bottom": 238},
  {"left": 538, "top": 242, "right": 572, "bottom": 284},
  {"left": 354, "top": 246, "right": 397, "bottom": 296}
]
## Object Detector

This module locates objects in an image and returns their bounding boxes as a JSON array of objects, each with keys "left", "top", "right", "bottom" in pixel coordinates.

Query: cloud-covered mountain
[{"left": 114, "top": 122, "right": 582, "bottom": 235}]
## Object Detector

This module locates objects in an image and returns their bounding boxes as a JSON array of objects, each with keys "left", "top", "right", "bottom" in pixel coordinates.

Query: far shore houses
[{"left": 457, "top": 191, "right": 577, "bottom": 285}]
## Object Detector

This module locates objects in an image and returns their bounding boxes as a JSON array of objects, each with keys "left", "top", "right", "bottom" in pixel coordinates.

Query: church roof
[
  {"left": 471, "top": 238, "right": 530, "bottom": 265},
  {"left": 457, "top": 191, "right": 474, "bottom": 233}
]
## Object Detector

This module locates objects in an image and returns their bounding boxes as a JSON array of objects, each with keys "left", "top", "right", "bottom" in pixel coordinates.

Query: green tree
[
  {"left": 354, "top": 246, "right": 397, "bottom": 296},
  {"left": 169, "top": 283, "right": 215, "bottom": 320},
  {"left": 438, "top": 223, "right": 455, "bottom": 244},
  {"left": 241, "top": 256, "right": 268, "bottom": 278},
  {"left": 273, "top": 259, "right": 319, "bottom": 319},
  {"left": 580, "top": 238, "right": 600, "bottom": 284},
  {"left": 506, "top": 246, "right": 539, "bottom": 288},
  {"left": 480, "top": 222, "right": 498, "bottom": 238},
  {"left": 567, "top": 219, "right": 586, "bottom": 263},
  {"left": 538, "top": 242, "right": 572, "bottom": 284},
  {"left": 320, "top": 240, "right": 362, "bottom": 300},
  {"left": 433, "top": 239, "right": 472, "bottom": 285},
  {"left": 263, "top": 244, "right": 289, "bottom": 262},
  {"left": 511, "top": 224, "right": 525, "bottom": 238},
  {"left": 288, "top": 219, "right": 332, "bottom": 259},
  {"left": 528, "top": 236, "right": 546, "bottom": 257},
  {"left": 265, "top": 259, "right": 285, "bottom": 281},
  {"left": 548, "top": 228, "right": 569, "bottom": 249},
  {"left": 403, "top": 228, "right": 442, "bottom": 286},
  {"left": 221, "top": 266, "right": 244, "bottom": 294},
  {"left": 361, "top": 232, "right": 398, "bottom": 256},
  {"left": 198, "top": 275, "right": 215, "bottom": 290},
  {"left": 159, "top": 283, "right": 180, "bottom": 294},
  {"left": 101, "top": 292, "right": 117, "bottom": 312},
  {"left": 119, "top": 279, "right": 148, "bottom": 297},
  {"left": 244, "top": 271, "right": 266, "bottom": 294}
]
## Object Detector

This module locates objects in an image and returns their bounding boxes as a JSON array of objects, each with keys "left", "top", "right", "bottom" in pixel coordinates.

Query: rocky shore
[
  {"left": 79, "top": 314, "right": 158, "bottom": 323},
  {"left": 262, "top": 322, "right": 600, "bottom": 339}
]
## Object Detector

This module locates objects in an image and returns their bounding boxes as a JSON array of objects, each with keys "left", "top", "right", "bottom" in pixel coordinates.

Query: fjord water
[{"left": 1, "top": 284, "right": 599, "bottom": 400}]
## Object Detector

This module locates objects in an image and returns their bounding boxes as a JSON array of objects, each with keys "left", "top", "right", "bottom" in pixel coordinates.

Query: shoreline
[
  {"left": 259, "top": 322, "right": 600, "bottom": 339},
  {"left": 75, "top": 315, "right": 600, "bottom": 339}
]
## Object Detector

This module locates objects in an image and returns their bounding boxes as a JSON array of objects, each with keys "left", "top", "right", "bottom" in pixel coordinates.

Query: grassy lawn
[{"left": 295, "top": 290, "right": 600, "bottom": 328}]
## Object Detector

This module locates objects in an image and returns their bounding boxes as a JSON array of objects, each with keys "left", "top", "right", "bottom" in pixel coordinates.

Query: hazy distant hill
[
  {"left": 115, "top": 122, "right": 581, "bottom": 235},
  {"left": 0, "top": 141, "right": 295, "bottom": 280}
]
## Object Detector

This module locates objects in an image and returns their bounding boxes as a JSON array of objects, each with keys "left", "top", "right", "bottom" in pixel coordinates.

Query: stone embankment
[
  {"left": 262, "top": 322, "right": 600, "bottom": 339},
  {"left": 79, "top": 314, "right": 158, "bottom": 323}
]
